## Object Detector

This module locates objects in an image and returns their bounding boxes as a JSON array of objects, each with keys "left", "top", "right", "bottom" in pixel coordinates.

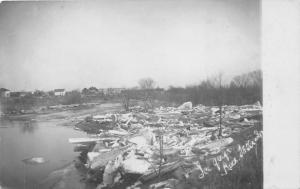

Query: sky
[{"left": 0, "top": 0, "right": 260, "bottom": 91}]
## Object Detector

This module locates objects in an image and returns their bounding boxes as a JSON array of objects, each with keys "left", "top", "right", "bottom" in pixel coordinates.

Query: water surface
[{"left": 0, "top": 118, "right": 86, "bottom": 189}]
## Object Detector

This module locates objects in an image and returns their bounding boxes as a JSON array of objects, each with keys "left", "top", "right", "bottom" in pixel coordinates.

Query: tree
[
  {"left": 138, "top": 78, "right": 156, "bottom": 110},
  {"left": 229, "top": 70, "right": 262, "bottom": 104},
  {"left": 231, "top": 70, "right": 262, "bottom": 88},
  {"left": 121, "top": 89, "right": 142, "bottom": 111},
  {"left": 63, "top": 90, "right": 82, "bottom": 105},
  {"left": 138, "top": 78, "right": 156, "bottom": 89},
  {"left": 88, "top": 87, "right": 99, "bottom": 93},
  {"left": 82, "top": 88, "right": 89, "bottom": 96},
  {"left": 167, "top": 86, "right": 188, "bottom": 104},
  {"left": 33, "top": 90, "right": 47, "bottom": 97}
]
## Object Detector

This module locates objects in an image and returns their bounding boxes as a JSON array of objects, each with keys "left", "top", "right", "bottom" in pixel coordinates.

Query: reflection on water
[
  {"left": 0, "top": 118, "right": 86, "bottom": 189},
  {"left": 20, "top": 121, "right": 38, "bottom": 133}
]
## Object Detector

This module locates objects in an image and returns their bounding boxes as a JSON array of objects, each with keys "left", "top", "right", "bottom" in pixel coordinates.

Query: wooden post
[
  {"left": 218, "top": 104, "right": 222, "bottom": 137},
  {"left": 218, "top": 73, "right": 223, "bottom": 137}
]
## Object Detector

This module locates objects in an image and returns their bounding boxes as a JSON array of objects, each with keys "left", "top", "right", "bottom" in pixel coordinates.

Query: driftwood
[
  {"left": 203, "top": 121, "right": 215, "bottom": 127},
  {"left": 90, "top": 144, "right": 133, "bottom": 170},
  {"left": 139, "top": 161, "right": 183, "bottom": 183},
  {"left": 74, "top": 144, "right": 92, "bottom": 152},
  {"left": 68, "top": 137, "right": 119, "bottom": 144},
  {"left": 192, "top": 137, "right": 233, "bottom": 155}
]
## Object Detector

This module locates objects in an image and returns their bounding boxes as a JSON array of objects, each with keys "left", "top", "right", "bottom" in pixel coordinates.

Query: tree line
[
  {"left": 169, "top": 70, "right": 262, "bottom": 106},
  {"left": 123, "top": 70, "right": 262, "bottom": 108}
]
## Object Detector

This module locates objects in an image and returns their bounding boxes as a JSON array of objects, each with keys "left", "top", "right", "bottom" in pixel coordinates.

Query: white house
[{"left": 54, "top": 89, "right": 66, "bottom": 96}]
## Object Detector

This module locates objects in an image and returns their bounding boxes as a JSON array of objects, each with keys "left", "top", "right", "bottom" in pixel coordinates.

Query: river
[{"left": 0, "top": 118, "right": 87, "bottom": 189}]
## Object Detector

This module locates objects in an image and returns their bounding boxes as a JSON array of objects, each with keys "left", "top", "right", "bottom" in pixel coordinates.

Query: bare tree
[
  {"left": 231, "top": 70, "right": 262, "bottom": 88},
  {"left": 138, "top": 78, "right": 156, "bottom": 90},
  {"left": 231, "top": 75, "right": 249, "bottom": 88},
  {"left": 138, "top": 78, "right": 156, "bottom": 110}
]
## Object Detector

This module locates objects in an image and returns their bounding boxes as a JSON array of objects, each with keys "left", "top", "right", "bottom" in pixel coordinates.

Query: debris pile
[{"left": 69, "top": 102, "right": 263, "bottom": 189}]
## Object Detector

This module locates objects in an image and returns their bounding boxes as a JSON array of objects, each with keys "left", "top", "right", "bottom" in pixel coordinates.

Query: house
[
  {"left": 54, "top": 89, "right": 66, "bottom": 96},
  {"left": 0, "top": 88, "right": 10, "bottom": 97}
]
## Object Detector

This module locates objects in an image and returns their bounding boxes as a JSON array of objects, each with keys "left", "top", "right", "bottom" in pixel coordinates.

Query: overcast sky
[{"left": 0, "top": 0, "right": 260, "bottom": 91}]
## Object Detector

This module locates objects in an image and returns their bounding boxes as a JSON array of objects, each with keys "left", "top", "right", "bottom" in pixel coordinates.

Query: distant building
[
  {"left": 97, "top": 88, "right": 104, "bottom": 95},
  {"left": 112, "top": 88, "right": 125, "bottom": 94},
  {"left": 98, "top": 88, "right": 109, "bottom": 95},
  {"left": 99, "top": 88, "right": 125, "bottom": 96},
  {"left": 54, "top": 89, "right": 66, "bottom": 96},
  {"left": 0, "top": 88, "right": 10, "bottom": 97}
]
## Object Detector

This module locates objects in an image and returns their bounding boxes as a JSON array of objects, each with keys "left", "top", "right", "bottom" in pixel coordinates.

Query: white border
[{"left": 263, "top": 0, "right": 300, "bottom": 188}]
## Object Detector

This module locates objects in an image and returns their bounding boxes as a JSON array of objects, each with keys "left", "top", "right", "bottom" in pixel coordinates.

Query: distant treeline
[
  {"left": 0, "top": 91, "right": 104, "bottom": 114},
  {"left": 123, "top": 70, "right": 262, "bottom": 106},
  {"left": 165, "top": 70, "right": 262, "bottom": 106}
]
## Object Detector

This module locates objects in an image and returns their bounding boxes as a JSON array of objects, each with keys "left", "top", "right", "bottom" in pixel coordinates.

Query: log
[{"left": 68, "top": 137, "right": 119, "bottom": 144}]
